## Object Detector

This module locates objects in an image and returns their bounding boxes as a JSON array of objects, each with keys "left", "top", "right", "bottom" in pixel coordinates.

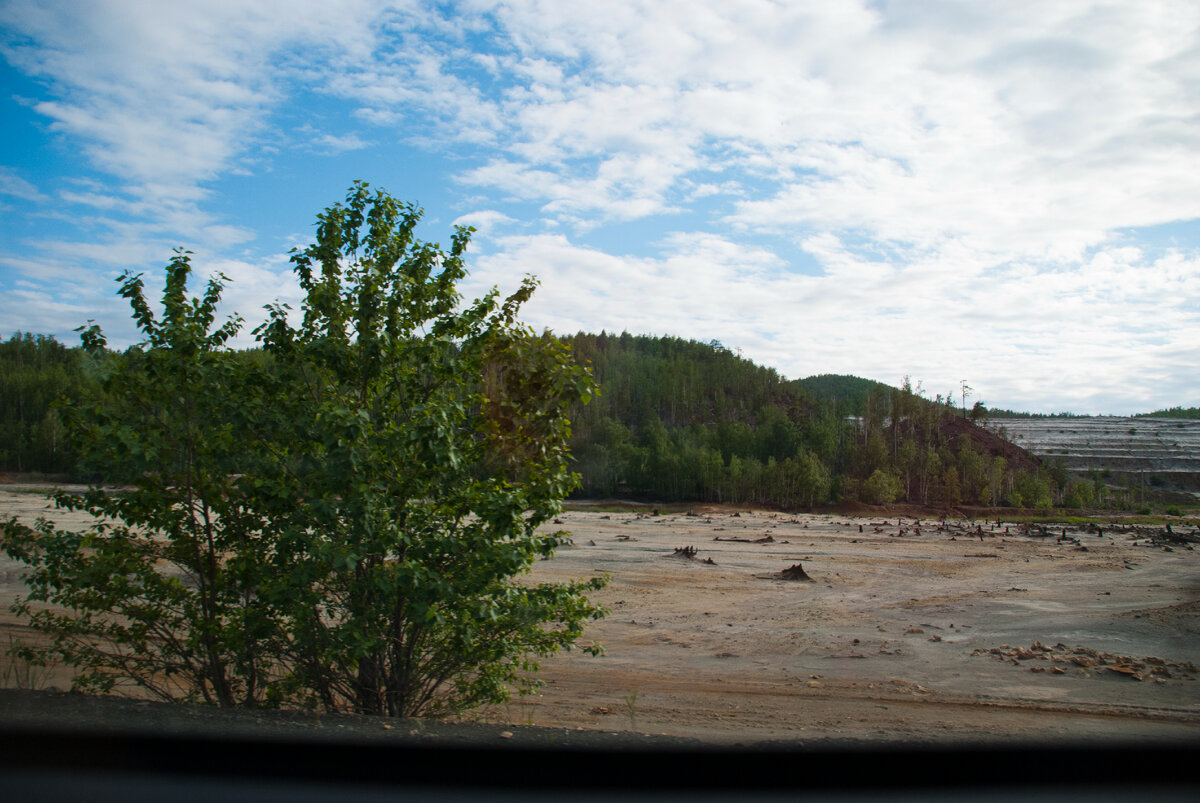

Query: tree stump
[{"left": 781, "top": 562, "right": 812, "bottom": 581}]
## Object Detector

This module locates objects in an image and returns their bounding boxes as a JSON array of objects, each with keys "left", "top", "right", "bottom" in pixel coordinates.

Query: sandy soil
[{"left": 2, "top": 487, "right": 1198, "bottom": 746}]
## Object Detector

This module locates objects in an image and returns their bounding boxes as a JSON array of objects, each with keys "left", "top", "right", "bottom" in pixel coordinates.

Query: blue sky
[{"left": 2, "top": 1, "right": 1198, "bottom": 415}]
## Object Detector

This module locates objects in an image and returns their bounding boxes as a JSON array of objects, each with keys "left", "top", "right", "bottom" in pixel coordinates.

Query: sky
[{"left": 1, "top": 0, "right": 1198, "bottom": 415}]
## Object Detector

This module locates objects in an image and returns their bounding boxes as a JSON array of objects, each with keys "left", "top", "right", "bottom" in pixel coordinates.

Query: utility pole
[{"left": 960, "top": 380, "right": 973, "bottom": 418}]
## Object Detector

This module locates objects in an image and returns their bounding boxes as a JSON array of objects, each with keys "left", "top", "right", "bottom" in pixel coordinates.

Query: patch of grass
[
  {"left": 624, "top": 689, "right": 639, "bottom": 730},
  {"left": 1, "top": 635, "right": 56, "bottom": 691}
]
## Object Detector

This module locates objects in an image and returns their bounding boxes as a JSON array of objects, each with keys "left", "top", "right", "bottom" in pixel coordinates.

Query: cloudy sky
[{"left": 2, "top": 1, "right": 1198, "bottom": 414}]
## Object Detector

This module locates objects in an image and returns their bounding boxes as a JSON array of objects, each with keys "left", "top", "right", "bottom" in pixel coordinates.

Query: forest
[
  {"left": 562, "top": 332, "right": 1069, "bottom": 509},
  {"left": 2, "top": 329, "right": 1109, "bottom": 511},
  {"left": 0, "top": 332, "right": 95, "bottom": 475}
]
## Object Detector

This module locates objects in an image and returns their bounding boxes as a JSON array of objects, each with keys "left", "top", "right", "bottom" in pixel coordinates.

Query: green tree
[
  {"left": 1065, "top": 480, "right": 1095, "bottom": 509},
  {"left": 2, "top": 184, "right": 607, "bottom": 718},
  {"left": 861, "top": 468, "right": 902, "bottom": 505},
  {"left": 1005, "top": 470, "right": 1051, "bottom": 509},
  {"left": 248, "top": 182, "right": 606, "bottom": 716},
  {"left": 792, "top": 450, "right": 831, "bottom": 508},
  {"left": 0, "top": 332, "right": 100, "bottom": 475},
  {"left": 1, "top": 252, "right": 273, "bottom": 705}
]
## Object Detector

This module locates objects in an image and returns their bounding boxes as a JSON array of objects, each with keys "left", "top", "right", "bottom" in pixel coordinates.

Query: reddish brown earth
[{"left": 2, "top": 487, "right": 1198, "bottom": 746}]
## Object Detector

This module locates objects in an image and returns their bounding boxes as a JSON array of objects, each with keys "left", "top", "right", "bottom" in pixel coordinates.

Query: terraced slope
[{"left": 986, "top": 417, "right": 1200, "bottom": 493}]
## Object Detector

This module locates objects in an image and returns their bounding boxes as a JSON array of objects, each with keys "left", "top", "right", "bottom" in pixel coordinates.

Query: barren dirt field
[
  {"left": 504, "top": 504, "right": 1200, "bottom": 744},
  {"left": 3, "top": 487, "right": 1199, "bottom": 746}
]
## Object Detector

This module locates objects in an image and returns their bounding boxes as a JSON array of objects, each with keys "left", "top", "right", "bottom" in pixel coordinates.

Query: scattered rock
[
  {"left": 1106, "top": 665, "right": 1143, "bottom": 680},
  {"left": 973, "top": 642, "right": 1197, "bottom": 682}
]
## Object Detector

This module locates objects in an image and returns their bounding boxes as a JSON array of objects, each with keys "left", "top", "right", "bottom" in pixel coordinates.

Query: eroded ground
[
  {"left": 2, "top": 487, "right": 1198, "bottom": 745},
  {"left": 495, "top": 506, "right": 1200, "bottom": 744}
]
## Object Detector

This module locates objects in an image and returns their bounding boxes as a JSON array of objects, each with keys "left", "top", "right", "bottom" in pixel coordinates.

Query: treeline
[
  {"left": 0, "top": 329, "right": 1112, "bottom": 509},
  {"left": 988, "top": 407, "right": 1200, "bottom": 420},
  {"left": 562, "top": 333, "right": 1074, "bottom": 509},
  {"left": 985, "top": 409, "right": 1089, "bottom": 419},
  {"left": 1134, "top": 406, "right": 1200, "bottom": 419},
  {"left": 0, "top": 333, "right": 100, "bottom": 474}
]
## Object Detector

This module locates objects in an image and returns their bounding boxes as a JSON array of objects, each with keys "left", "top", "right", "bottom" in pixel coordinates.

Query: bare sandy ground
[
  {"left": 497, "top": 505, "right": 1200, "bottom": 744},
  {"left": 2, "top": 487, "right": 1198, "bottom": 745}
]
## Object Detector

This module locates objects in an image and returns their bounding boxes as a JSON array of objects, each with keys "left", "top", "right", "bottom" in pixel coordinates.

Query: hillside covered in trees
[
  {"left": 2, "top": 330, "right": 1103, "bottom": 510},
  {"left": 562, "top": 332, "right": 1056, "bottom": 509}
]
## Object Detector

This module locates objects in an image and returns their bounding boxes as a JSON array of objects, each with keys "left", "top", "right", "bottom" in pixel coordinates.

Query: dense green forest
[
  {"left": 0, "top": 330, "right": 1129, "bottom": 510},
  {"left": 562, "top": 332, "right": 1070, "bottom": 509},
  {"left": 0, "top": 333, "right": 99, "bottom": 474}
]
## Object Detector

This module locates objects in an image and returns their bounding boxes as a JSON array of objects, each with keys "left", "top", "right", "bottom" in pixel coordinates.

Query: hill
[
  {"left": 794, "top": 373, "right": 894, "bottom": 414},
  {"left": 563, "top": 333, "right": 1055, "bottom": 509}
]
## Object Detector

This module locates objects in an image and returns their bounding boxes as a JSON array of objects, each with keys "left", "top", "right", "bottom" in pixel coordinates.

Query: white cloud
[
  {"left": 0, "top": 167, "right": 48, "bottom": 202},
  {"left": 0, "top": 0, "right": 390, "bottom": 230},
  {"left": 463, "top": 229, "right": 1200, "bottom": 415},
  {"left": 311, "top": 132, "right": 372, "bottom": 153},
  {"left": 443, "top": 1, "right": 1200, "bottom": 260},
  {"left": 3, "top": 1, "right": 1199, "bottom": 413},
  {"left": 450, "top": 209, "right": 515, "bottom": 239},
  {"left": 20, "top": 1, "right": 1195, "bottom": 257}
]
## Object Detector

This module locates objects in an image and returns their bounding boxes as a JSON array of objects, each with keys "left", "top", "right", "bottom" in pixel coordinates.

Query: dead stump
[
  {"left": 780, "top": 562, "right": 813, "bottom": 581},
  {"left": 670, "top": 546, "right": 716, "bottom": 565}
]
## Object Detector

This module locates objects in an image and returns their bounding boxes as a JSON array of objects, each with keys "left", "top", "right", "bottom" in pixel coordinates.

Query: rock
[{"left": 1106, "top": 665, "right": 1144, "bottom": 680}]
